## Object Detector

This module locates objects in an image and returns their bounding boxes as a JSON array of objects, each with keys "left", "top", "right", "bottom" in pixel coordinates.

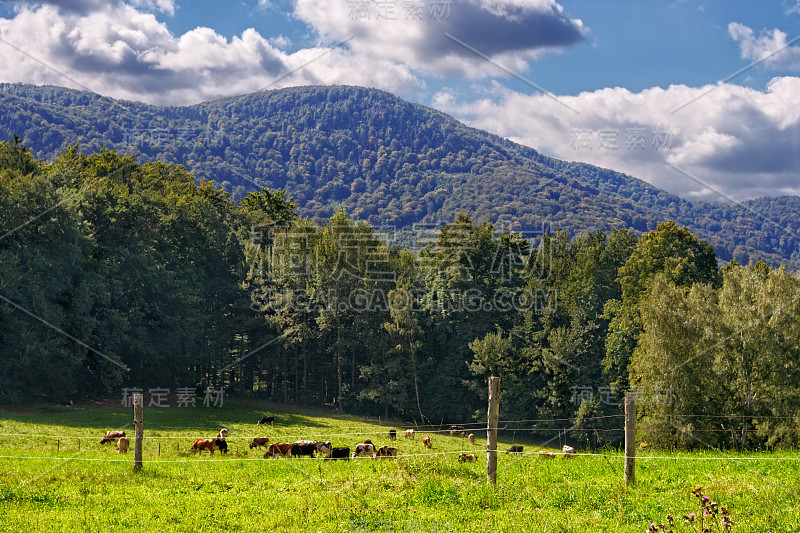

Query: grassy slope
[{"left": 1, "top": 401, "right": 798, "bottom": 532}]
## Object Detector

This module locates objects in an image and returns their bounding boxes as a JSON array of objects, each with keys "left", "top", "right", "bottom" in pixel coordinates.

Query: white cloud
[
  {"left": 728, "top": 22, "right": 800, "bottom": 71},
  {"left": 294, "top": 0, "right": 586, "bottom": 78},
  {"left": 0, "top": 2, "right": 418, "bottom": 104},
  {"left": 268, "top": 35, "right": 291, "bottom": 49},
  {"left": 129, "top": 0, "right": 175, "bottom": 15},
  {"left": 433, "top": 78, "right": 800, "bottom": 201}
]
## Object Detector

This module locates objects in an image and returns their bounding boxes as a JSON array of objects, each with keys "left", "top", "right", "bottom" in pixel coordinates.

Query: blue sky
[{"left": 0, "top": 0, "right": 799, "bottom": 200}]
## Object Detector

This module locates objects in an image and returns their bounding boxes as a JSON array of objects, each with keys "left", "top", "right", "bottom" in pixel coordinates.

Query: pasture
[{"left": 0, "top": 401, "right": 799, "bottom": 532}]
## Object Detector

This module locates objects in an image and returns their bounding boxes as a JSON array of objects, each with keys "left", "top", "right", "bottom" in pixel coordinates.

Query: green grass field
[{"left": 1, "top": 401, "right": 799, "bottom": 532}]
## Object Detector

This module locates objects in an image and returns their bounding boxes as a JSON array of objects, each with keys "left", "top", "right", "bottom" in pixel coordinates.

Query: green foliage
[
  {"left": 0, "top": 142, "right": 249, "bottom": 401},
  {"left": 636, "top": 263, "right": 800, "bottom": 448},
  {"left": 469, "top": 328, "right": 515, "bottom": 378},
  {"left": 240, "top": 186, "right": 298, "bottom": 226},
  {"left": 604, "top": 221, "right": 720, "bottom": 390},
  {"left": 1, "top": 83, "right": 798, "bottom": 268},
  {"left": 1, "top": 136, "right": 798, "bottom": 450}
]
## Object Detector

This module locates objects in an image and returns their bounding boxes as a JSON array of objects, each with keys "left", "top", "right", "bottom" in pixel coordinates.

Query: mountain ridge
[{"left": 0, "top": 82, "right": 797, "bottom": 267}]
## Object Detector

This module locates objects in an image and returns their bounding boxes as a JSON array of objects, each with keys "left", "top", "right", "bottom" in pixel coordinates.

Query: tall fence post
[
  {"left": 133, "top": 393, "right": 143, "bottom": 471},
  {"left": 487, "top": 376, "right": 500, "bottom": 484},
  {"left": 624, "top": 392, "right": 636, "bottom": 487}
]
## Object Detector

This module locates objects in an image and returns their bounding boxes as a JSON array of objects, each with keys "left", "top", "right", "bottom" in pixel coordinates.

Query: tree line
[{"left": 2, "top": 138, "right": 799, "bottom": 449}]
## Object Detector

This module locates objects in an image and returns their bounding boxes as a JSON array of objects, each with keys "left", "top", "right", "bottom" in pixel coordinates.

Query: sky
[{"left": 0, "top": 0, "right": 799, "bottom": 202}]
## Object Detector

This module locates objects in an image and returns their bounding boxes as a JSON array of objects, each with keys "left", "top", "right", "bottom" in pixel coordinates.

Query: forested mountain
[{"left": 0, "top": 83, "right": 798, "bottom": 268}]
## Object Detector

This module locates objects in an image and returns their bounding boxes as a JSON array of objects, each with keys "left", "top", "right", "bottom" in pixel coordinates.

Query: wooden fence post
[
  {"left": 624, "top": 392, "right": 636, "bottom": 487},
  {"left": 133, "top": 393, "right": 143, "bottom": 471},
  {"left": 487, "top": 376, "right": 500, "bottom": 484}
]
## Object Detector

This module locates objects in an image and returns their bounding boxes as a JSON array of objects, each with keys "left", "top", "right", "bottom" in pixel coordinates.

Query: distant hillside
[{"left": 0, "top": 83, "right": 797, "bottom": 267}]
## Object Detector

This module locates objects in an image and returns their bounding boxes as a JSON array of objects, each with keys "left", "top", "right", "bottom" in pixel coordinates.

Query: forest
[
  {"left": 2, "top": 137, "right": 800, "bottom": 449},
  {"left": 2, "top": 83, "right": 799, "bottom": 269}
]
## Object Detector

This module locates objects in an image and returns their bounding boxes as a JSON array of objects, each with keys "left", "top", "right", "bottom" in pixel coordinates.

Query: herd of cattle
[{"left": 98, "top": 418, "right": 575, "bottom": 461}]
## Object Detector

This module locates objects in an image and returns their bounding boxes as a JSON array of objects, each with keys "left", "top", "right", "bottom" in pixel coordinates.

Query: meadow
[{"left": 0, "top": 401, "right": 798, "bottom": 532}]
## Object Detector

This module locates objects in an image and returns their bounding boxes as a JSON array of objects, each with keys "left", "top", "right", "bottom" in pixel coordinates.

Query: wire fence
[
  {"left": 1, "top": 412, "right": 799, "bottom": 464},
  {"left": 1, "top": 448, "right": 799, "bottom": 464}
]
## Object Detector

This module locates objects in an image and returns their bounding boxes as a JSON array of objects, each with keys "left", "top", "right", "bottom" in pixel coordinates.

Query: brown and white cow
[
  {"left": 315, "top": 441, "right": 332, "bottom": 457},
  {"left": 191, "top": 439, "right": 216, "bottom": 455},
  {"left": 422, "top": 436, "right": 432, "bottom": 449},
  {"left": 99, "top": 430, "right": 126, "bottom": 444},
  {"left": 468, "top": 433, "right": 475, "bottom": 445},
  {"left": 352, "top": 443, "right": 375, "bottom": 458},
  {"left": 249, "top": 437, "right": 270, "bottom": 450},
  {"left": 404, "top": 429, "right": 415, "bottom": 439},
  {"left": 458, "top": 453, "right": 477, "bottom": 462},
  {"left": 374, "top": 445, "right": 398, "bottom": 459},
  {"left": 116, "top": 436, "right": 129, "bottom": 454},
  {"left": 264, "top": 442, "right": 292, "bottom": 458}
]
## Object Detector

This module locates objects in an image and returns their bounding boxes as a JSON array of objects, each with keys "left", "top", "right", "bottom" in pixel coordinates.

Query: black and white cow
[{"left": 291, "top": 440, "right": 316, "bottom": 458}]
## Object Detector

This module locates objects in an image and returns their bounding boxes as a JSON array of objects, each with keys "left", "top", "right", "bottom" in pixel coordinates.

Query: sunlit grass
[{"left": 1, "top": 401, "right": 799, "bottom": 531}]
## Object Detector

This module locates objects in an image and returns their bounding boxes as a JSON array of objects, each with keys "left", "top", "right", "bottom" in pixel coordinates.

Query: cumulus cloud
[
  {"left": 5, "top": 0, "right": 176, "bottom": 15},
  {"left": 0, "top": 0, "right": 585, "bottom": 104},
  {"left": 294, "top": 0, "right": 586, "bottom": 77},
  {"left": 0, "top": 2, "right": 418, "bottom": 104},
  {"left": 728, "top": 22, "right": 800, "bottom": 71},
  {"left": 433, "top": 78, "right": 800, "bottom": 201},
  {"left": 129, "top": 0, "right": 176, "bottom": 15}
]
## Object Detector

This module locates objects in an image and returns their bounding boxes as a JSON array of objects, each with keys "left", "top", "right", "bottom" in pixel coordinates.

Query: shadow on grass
[{"left": 0, "top": 399, "right": 396, "bottom": 432}]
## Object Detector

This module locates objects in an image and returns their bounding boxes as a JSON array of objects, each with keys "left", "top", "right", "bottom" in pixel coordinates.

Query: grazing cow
[
  {"left": 116, "top": 436, "right": 129, "bottom": 454},
  {"left": 449, "top": 424, "right": 468, "bottom": 437},
  {"left": 538, "top": 451, "right": 556, "bottom": 460},
  {"left": 388, "top": 429, "right": 397, "bottom": 440},
  {"left": 327, "top": 447, "right": 350, "bottom": 460},
  {"left": 404, "top": 429, "right": 415, "bottom": 440},
  {"left": 191, "top": 439, "right": 216, "bottom": 455},
  {"left": 315, "top": 441, "right": 333, "bottom": 457},
  {"left": 468, "top": 433, "right": 475, "bottom": 445},
  {"left": 249, "top": 437, "right": 270, "bottom": 450},
  {"left": 216, "top": 428, "right": 228, "bottom": 439},
  {"left": 422, "top": 436, "right": 432, "bottom": 449},
  {"left": 458, "top": 453, "right": 477, "bottom": 462},
  {"left": 291, "top": 441, "right": 316, "bottom": 458},
  {"left": 375, "top": 445, "right": 398, "bottom": 459},
  {"left": 352, "top": 443, "right": 375, "bottom": 458},
  {"left": 505, "top": 445, "right": 524, "bottom": 454},
  {"left": 215, "top": 439, "right": 228, "bottom": 454},
  {"left": 264, "top": 442, "right": 292, "bottom": 458},
  {"left": 58, "top": 400, "right": 73, "bottom": 407},
  {"left": 562, "top": 445, "right": 575, "bottom": 457},
  {"left": 100, "top": 431, "right": 126, "bottom": 444},
  {"left": 257, "top": 416, "right": 275, "bottom": 426}
]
